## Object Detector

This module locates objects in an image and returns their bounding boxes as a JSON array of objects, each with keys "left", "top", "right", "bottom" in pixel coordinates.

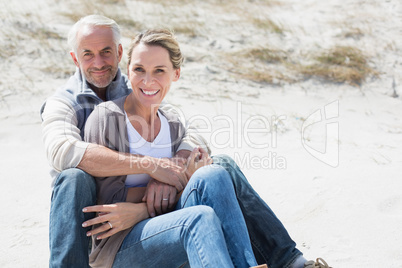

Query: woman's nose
[{"left": 143, "top": 73, "right": 154, "bottom": 85}]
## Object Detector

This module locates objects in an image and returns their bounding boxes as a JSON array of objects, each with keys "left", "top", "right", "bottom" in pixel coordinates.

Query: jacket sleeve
[
  {"left": 41, "top": 97, "right": 89, "bottom": 172},
  {"left": 159, "top": 101, "right": 211, "bottom": 155}
]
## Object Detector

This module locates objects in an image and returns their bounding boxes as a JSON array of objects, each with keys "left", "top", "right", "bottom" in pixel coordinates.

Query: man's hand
[
  {"left": 142, "top": 179, "right": 177, "bottom": 217},
  {"left": 173, "top": 150, "right": 192, "bottom": 161},
  {"left": 82, "top": 202, "right": 148, "bottom": 240},
  {"left": 143, "top": 156, "right": 188, "bottom": 192},
  {"left": 185, "top": 147, "right": 213, "bottom": 179},
  {"left": 141, "top": 149, "right": 212, "bottom": 218}
]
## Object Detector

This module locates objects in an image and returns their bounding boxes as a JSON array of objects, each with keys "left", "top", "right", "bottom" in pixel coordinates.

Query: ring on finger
[
  {"left": 108, "top": 222, "right": 113, "bottom": 229},
  {"left": 162, "top": 198, "right": 169, "bottom": 201}
]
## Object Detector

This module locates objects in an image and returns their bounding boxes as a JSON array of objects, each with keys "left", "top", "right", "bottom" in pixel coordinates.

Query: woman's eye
[
  {"left": 134, "top": 67, "right": 144, "bottom": 72},
  {"left": 155, "top": 69, "right": 164, "bottom": 73}
]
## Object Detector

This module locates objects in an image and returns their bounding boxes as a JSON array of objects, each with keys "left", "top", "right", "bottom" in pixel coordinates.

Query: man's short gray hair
[{"left": 68, "top": 14, "right": 121, "bottom": 53}]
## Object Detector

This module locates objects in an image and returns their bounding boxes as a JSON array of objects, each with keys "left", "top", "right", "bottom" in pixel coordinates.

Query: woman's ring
[
  {"left": 162, "top": 198, "right": 169, "bottom": 201},
  {"left": 108, "top": 222, "right": 113, "bottom": 229}
]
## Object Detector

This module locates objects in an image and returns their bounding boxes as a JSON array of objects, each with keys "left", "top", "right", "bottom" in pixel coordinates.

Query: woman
[{"left": 83, "top": 29, "right": 265, "bottom": 268}]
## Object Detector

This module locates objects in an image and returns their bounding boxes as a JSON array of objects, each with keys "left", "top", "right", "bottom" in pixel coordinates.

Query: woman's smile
[{"left": 140, "top": 88, "right": 160, "bottom": 96}]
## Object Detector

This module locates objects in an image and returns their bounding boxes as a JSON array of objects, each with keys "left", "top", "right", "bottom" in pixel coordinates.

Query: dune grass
[
  {"left": 41, "top": 0, "right": 378, "bottom": 87},
  {"left": 342, "top": 27, "right": 365, "bottom": 39},
  {"left": 247, "top": 47, "right": 288, "bottom": 63},
  {"left": 59, "top": 0, "right": 142, "bottom": 38},
  {"left": 0, "top": 33, "right": 17, "bottom": 59},
  {"left": 224, "top": 46, "right": 292, "bottom": 84},
  {"left": 252, "top": 17, "right": 284, "bottom": 34},
  {"left": 298, "top": 46, "right": 378, "bottom": 86}
]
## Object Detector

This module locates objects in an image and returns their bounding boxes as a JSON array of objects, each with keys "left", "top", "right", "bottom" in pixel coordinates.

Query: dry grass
[
  {"left": 224, "top": 46, "right": 292, "bottom": 84},
  {"left": 0, "top": 33, "right": 18, "bottom": 59},
  {"left": 170, "top": 21, "right": 204, "bottom": 38},
  {"left": 41, "top": 64, "right": 74, "bottom": 79},
  {"left": 5, "top": 0, "right": 378, "bottom": 90},
  {"left": 239, "top": 68, "right": 289, "bottom": 84},
  {"left": 59, "top": 0, "right": 142, "bottom": 38},
  {"left": 252, "top": 17, "right": 283, "bottom": 34},
  {"left": 298, "top": 46, "right": 378, "bottom": 86},
  {"left": 341, "top": 27, "right": 365, "bottom": 39},
  {"left": 247, "top": 47, "right": 288, "bottom": 63},
  {"left": 154, "top": 0, "right": 276, "bottom": 6}
]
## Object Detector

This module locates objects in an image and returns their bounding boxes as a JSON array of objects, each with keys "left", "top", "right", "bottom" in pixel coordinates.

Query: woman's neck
[
  {"left": 124, "top": 93, "right": 159, "bottom": 124},
  {"left": 124, "top": 93, "right": 161, "bottom": 142}
]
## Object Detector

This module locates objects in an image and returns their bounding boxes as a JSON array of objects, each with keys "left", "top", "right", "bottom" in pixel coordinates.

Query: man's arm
[
  {"left": 42, "top": 98, "right": 206, "bottom": 172},
  {"left": 41, "top": 97, "right": 89, "bottom": 172},
  {"left": 77, "top": 144, "right": 186, "bottom": 191}
]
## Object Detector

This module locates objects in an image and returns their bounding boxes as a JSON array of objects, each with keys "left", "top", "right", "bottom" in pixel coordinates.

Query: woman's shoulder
[{"left": 158, "top": 102, "right": 181, "bottom": 122}]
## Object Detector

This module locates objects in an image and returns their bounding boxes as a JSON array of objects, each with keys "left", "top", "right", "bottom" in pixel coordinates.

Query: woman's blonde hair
[{"left": 127, "top": 29, "right": 183, "bottom": 69}]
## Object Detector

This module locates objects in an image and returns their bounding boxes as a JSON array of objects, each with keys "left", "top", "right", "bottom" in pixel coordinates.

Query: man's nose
[{"left": 93, "top": 54, "right": 105, "bottom": 68}]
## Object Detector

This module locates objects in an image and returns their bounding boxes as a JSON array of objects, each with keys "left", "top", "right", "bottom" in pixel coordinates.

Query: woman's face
[{"left": 127, "top": 43, "right": 180, "bottom": 109}]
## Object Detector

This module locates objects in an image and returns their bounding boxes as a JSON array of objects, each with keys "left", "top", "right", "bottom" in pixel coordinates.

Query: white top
[{"left": 125, "top": 111, "right": 173, "bottom": 187}]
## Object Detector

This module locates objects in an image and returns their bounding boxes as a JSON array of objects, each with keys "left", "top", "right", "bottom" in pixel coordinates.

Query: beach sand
[{"left": 1, "top": 0, "right": 401, "bottom": 267}]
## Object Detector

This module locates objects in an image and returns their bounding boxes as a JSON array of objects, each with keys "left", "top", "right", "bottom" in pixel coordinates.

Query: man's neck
[{"left": 90, "top": 85, "right": 107, "bottom": 101}]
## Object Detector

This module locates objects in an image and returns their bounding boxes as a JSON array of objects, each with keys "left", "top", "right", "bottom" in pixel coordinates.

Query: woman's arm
[{"left": 126, "top": 187, "right": 147, "bottom": 203}]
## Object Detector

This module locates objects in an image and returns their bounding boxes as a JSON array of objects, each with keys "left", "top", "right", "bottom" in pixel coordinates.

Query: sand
[{"left": 1, "top": 0, "right": 401, "bottom": 267}]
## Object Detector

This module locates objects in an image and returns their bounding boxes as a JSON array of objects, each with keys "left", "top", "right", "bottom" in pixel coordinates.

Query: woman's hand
[
  {"left": 82, "top": 202, "right": 149, "bottom": 240},
  {"left": 185, "top": 147, "right": 213, "bottom": 179}
]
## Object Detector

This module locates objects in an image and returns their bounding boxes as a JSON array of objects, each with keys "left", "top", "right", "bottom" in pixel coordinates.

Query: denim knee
[
  {"left": 212, "top": 154, "right": 249, "bottom": 185},
  {"left": 185, "top": 205, "right": 221, "bottom": 231},
  {"left": 52, "top": 168, "right": 96, "bottom": 203},
  {"left": 190, "top": 165, "right": 233, "bottom": 192},
  {"left": 212, "top": 154, "right": 236, "bottom": 168}
]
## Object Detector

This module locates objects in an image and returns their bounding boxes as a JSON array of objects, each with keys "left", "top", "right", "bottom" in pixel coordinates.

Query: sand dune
[{"left": 1, "top": 0, "right": 401, "bottom": 267}]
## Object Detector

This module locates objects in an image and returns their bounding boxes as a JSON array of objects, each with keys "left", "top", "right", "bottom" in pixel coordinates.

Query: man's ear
[
  {"left": 118, "top": 44, "right": 123, "bottom": 62},
  {"left": 70, "top": 51, "right": 79, "bottom": 68}
]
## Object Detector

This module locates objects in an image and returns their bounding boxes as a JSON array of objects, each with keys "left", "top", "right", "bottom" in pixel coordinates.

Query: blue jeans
[
  {"left": 49, "top": 168, "right": 96, "bottom": 268},
  {"left": 113, "top": 165, "right": 257, "bottom": 268},
  {"left": 212, "top": 155, "right": 303, "bottom": 268},
  {"left": 49, "top": 156, "right": 302, "bottom": 267}
]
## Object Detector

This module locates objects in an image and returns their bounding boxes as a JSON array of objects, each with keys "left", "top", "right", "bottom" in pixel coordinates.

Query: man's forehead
[{"left": 76, "top": 25, "right": 114, "bottom": 49}]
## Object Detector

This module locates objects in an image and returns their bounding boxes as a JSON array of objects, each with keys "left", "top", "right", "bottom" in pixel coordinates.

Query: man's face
[{"left": 70, "top": 25, "right": 122, "bottom": 90}]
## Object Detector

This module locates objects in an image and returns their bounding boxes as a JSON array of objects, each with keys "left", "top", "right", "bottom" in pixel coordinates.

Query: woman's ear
[{"left": 173, "top": 68, "right": 181, "bottom": 81}]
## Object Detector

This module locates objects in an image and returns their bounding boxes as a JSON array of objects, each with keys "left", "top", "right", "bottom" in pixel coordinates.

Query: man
[{"left": 41, "top": 14, "right": 328, "bottom": 268}]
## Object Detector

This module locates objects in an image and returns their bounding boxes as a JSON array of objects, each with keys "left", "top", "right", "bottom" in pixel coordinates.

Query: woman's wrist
[{"left": 136, "top": 202, "right": 150, "bottom": 220}]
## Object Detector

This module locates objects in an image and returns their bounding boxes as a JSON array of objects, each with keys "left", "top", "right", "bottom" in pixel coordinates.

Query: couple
[{"left": 41, "top": 15, "right": 330, "bottom": 268}]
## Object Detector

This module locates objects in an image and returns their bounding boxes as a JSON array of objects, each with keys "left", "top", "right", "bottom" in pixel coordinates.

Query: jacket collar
[{"left": 75, "top": 68, "right": 129, "bottom": 102}]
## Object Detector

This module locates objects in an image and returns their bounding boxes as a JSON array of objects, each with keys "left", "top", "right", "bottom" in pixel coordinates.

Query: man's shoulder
[
  {"left": 46, "top": 72, "right": 82, "bottom": 103},
  {"left": 95, "top": 96, "right": 126, "bottom": 115}
]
